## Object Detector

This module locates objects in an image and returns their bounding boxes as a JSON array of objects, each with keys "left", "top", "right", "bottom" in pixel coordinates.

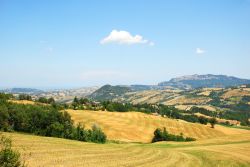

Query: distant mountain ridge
[
  {"left": 89, "top": 74, "right": 250, "bottom": 101},
  {"left": 158, "top": 74, "right": 250, "bottom": 89},
  {"left": 1, "top": 88, "right": 44, "bottom": 94}
]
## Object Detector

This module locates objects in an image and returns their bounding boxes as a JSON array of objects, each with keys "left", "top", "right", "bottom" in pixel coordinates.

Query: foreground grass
[{"left": 3, "top": 132, "right": 250, "bottom": 167}]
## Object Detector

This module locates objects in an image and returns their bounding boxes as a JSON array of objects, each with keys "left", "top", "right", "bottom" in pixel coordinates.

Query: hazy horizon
[{"left": 1, "top": 0, "right": 250, "bottom": 88}]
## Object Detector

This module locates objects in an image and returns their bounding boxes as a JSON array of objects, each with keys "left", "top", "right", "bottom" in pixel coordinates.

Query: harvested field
[
  {"left": 66, "top": 110, "right": 248, "bottom": 143},
  {"left": 222, "top": 89, "right": 250, "bottom": 99},
  {"left": 163, "top": 96, "right": 211, "bottom": 105},
  {"left": 4, "top": 132, "right": 250, "bottom": 167}
]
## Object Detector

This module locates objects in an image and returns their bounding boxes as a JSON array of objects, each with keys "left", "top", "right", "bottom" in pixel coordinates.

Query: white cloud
[
  {"left": 196, "top": 48, "right": 205, "bottom": 54},
  {"left": 100, "top": 30, "right": 153, "bottom": 45}
]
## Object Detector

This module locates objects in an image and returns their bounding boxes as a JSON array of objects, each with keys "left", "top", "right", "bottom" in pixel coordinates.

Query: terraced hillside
[
  {"left": 5, "top": 132, "right": 250, "bottom": 167},
  {"left": 98, "top": 86, "right": 250, "bottom": 109},
  {"left": 66, "top": 109, "right": 248, "bottom": 143}
]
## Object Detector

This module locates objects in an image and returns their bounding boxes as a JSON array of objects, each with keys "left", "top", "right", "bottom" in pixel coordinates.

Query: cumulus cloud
[
  {"left": 196, "top": 48, "right": 205, "bottom": 54},
  {"left": 100, "top": 30, "right": 153, "bottom": 45}
]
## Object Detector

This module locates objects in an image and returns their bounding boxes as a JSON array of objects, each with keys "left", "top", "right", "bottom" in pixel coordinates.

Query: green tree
[
  {"left": 73, "top": 97, "right": 79, "bottom": 104},
  {"left": 18, "top": 94, "right": 31, "bottom": 101},
  {"left": 48, "top": 97, "right": 55, "bottom": 104},
  {"left": 162, "top": 127, "right": 168, "bottom": 141},
  {"left": 209, "top": 117, "right": 217, "bottom": 128},
  {"left": 0, "top": 134, "right": 26, "bottom": 167},
  {"left": 37, "top": 97, "right": 48, "bottom": 103},
  {"left": 152, "top": 128, "right": 163, "bottom": 142},
  {"left": 90, "top": 124, "right": 107, "bottom": 143},
  {"left": 72, "top": 97, "right": 79, "bottom": 110},
  {"left": 79, "top": 98, "right": 89, "bottom": 105},
  {"left": 47, "top": 122, "right": 64, "bottom": 137},
  {"left": 0, "top": 105, "right": 10, "bottom": 131}
]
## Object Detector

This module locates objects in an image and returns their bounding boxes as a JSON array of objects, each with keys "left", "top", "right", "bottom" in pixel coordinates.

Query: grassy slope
[
  {"left": 4, "top": 132, "right": 250, "bottom": 167},
  {"left": 66, "top": 109, "right": 248, "bottom": 143}
]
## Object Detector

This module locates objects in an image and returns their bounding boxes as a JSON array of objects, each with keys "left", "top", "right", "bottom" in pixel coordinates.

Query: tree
[
  {"left": 79, "top": 98, "right": 89, "bottom": 105},
  {"left": 72, "top": 97, "right": 79, "bottom": 110},
  {"left": 152, "top": 128, "right": 163, "bottom": 142},
  {"left": 46, "top": 122, "right": 64, "bottom": 137},
  {"left": 73, "top": 97, "right": 79, "bottom": 104},
  {"left": 38, "top": 97, "right": 48, "bottom": 103},
  {"left": 0, "top": 134, "right": 26, "bottom": 167},
  {"left": 90, "top": 124, "right": 107, "bottom": 143},
  {"left": 48, "top": 97, "right": 55, "bottom": 104},
  {"left": 18, "top": 94, "right": 31, "bottom": 101},
  {"left": 74, "top": 123, "right": 88, "bottom": 141},
  {"left": 72, "top": 102, "right": 78, "bottom": 110},
  {"left": 209, "top": 117, "right": 217, "bottom": 128},
  {"left": 198, "top": 116, "right": 208, "bottom": 125},
  {"left": 0, "top": 105, "right": 10, "bottom": 131},
  {"left": 162, "top": 127, "right": 168, "bottom": 141}
]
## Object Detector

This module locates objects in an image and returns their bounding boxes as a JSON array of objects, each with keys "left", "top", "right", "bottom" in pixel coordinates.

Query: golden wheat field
[
  {"left": 8, "top": 100, "right": 37, "bottom": 105},
  {"left": 2, "top": 110, "right": 250, "bottom": 167},
  {"left": 66, "top": 109, "right": 248, "bottom": 143},
  {"left": 4, "top": 131, "right": 250, "bottom": 167}
]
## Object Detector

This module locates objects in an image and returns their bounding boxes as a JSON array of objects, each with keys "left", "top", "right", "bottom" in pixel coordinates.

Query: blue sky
[{"left": 0, "top": 0, "right": 250, "bottom": 88}]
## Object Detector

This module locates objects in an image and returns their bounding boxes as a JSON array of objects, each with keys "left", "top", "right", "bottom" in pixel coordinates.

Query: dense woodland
[{"left": 0, "top": 93, "right": 106, "bottom": 143}]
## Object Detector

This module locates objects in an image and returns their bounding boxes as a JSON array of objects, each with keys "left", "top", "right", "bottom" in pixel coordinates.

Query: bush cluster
[
  {"left": 152, "top": 128, "right": 196, "bottom": 143},
  {"left": 18, "top": 94, "right": 32, "bottom": 101},
  {"left": 36, "top": 97, "right": 55, "bottom": 104}
]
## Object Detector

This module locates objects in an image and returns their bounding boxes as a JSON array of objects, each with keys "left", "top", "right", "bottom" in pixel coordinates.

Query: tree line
[{"left": 6, "top": 93, "right": 250, "bottom": 127}]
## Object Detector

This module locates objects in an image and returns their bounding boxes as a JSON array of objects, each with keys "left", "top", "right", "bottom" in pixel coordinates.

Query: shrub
[
  {"left": 152, "top": 127, "right": 196, "bottom": 143},
  {"left": 209, "top": 117, "right": 217, "bottom": 128},
  {"left": 18, "top": 94, "right": 31, "bottom": 101},
  {"left": 89, "top": 124, "right": 107, "bottom": 143},
  {"left": 185, "top": 137, "right": 196, "bottom": 141},
  {"left": 0, "top": 134, "right": 26, "bottom": 167},
  {"left": 152, "top": 128, "right": 164, "bottom": 142}
]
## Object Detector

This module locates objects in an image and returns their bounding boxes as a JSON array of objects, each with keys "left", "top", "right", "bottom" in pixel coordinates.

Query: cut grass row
[
  {"left": 4, "top": 132, "right": 250, "bottom": 167},
  {"left": 66, "top": 109, "right": 249, "bottom": 143}
]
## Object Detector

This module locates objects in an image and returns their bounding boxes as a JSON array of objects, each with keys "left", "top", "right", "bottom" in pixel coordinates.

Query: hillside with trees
[{"left": 0, "top": 93, "right": 106, "bottom": 143}]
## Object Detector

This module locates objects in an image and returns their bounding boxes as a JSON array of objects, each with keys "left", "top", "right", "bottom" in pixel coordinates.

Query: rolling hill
[
  {"left": 2, "top": 98, "right": 250, "bottom": 166},
  {"left": 66, "top": 109, "right": 248, "bottom": 143},
  {"left": 4, "top": 123, "right": 250, "bottom": 167},
  {"left": 89, "top": 84, "right": 131, "bottom": 101}
]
